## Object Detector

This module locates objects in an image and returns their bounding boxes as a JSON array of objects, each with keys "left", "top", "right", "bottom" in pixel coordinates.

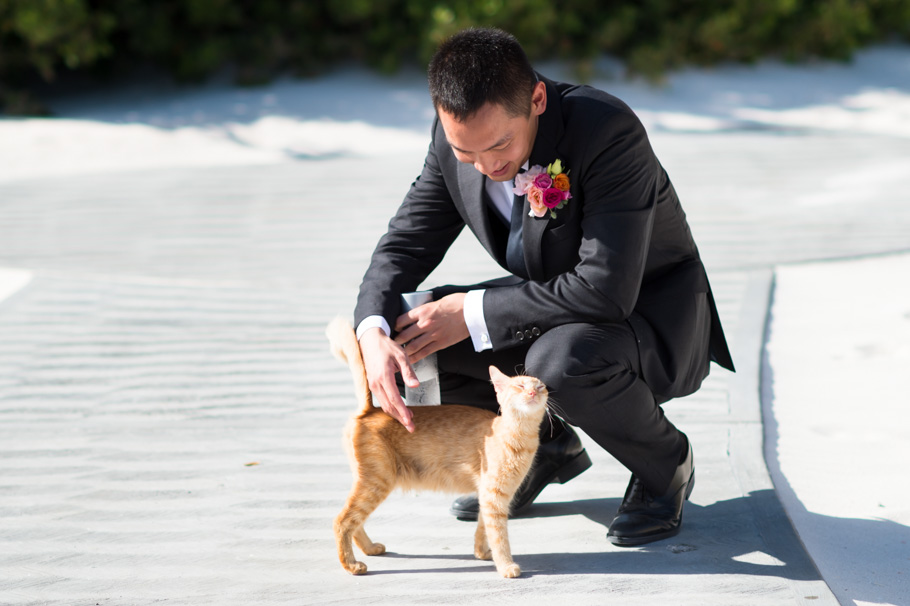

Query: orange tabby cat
[{"left": 326, "top": 317, "right": 548, "bottom": 578}]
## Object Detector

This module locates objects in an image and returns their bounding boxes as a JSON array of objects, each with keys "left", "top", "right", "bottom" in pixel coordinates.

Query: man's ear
[{"left": 530, "top": 80, "right": 547, "bottom": 117}]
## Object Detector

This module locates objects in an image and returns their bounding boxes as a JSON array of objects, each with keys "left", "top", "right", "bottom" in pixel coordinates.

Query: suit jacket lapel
[
  {"left": 457, "top": 162, "right": 501, "bottom": 259},
  {"left": 522, "top": 77, "right": 565, "bottom": 281}
]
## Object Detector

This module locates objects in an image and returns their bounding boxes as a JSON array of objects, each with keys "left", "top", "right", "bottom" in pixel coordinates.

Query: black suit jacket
[{"left": 355, "top": 76, "right": 734, "bottom": 399}]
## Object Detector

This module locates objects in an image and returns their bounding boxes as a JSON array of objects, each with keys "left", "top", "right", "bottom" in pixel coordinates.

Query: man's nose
[{"left": 474, "top": 156, "right": 499, "bottom": 175}]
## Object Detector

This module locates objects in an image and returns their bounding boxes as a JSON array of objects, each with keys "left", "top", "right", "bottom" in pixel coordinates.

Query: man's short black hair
[{"left": 427, "top": 28, "right": 538, "bottom": 122}]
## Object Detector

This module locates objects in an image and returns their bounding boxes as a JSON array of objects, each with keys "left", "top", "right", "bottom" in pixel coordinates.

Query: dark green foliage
[{"left": 2, "top": 0, "right": 909, "bottom": 112}]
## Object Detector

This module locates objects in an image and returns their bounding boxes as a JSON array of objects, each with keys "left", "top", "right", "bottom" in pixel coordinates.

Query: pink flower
[
  {"left": 513, "top": 165, "right": 544, "bottom": 196},
  {"left": 533, "top": 173, "right": 553, "bottom": 189},
  {"left": 526, "top": 186, "right": 547, "bottom": 217},
  {"left": 514, "top": 159, "right": 571, "bottom": 218},
  {"left": 543, "top": 187, "right": 564, "bottom": 209}
]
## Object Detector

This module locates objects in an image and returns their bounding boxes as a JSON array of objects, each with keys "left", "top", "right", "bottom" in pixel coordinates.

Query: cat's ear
[{"left": 489, "top": 365, "right": 509, "bottom": 393}]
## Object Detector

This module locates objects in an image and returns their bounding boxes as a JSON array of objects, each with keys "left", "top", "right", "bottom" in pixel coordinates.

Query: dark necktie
[{"left": 506, "top": 172, "right": 528, "bottom": 279}]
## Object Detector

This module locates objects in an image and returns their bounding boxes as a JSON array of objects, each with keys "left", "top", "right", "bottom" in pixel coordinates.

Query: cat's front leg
[{"left": 478, "top": 494, "right": 521, "bottom": 578}]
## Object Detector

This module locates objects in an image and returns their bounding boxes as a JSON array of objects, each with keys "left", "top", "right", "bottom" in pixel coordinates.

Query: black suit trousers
[{"left": 413, "top": 305, "right": 687, "bottom": 497}]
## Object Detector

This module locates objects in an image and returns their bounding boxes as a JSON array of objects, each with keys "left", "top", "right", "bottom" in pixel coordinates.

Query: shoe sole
[
  {"left": 607, "top": 471, "right": 695, "bottom": 547},
  {"left": 451, "top": 449, "right": 593, "bottom": 521},
  {"left": 608, "top": 524, "right": 682, "bottom": 547}
]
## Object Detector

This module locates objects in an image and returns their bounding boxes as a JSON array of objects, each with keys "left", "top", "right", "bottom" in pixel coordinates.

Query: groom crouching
[{"left": 353, "top": 27, "right": 734, "bottom": 546}]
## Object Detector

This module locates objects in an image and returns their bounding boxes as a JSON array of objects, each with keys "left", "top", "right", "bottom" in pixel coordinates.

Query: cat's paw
[
  {"left": 346, "top": 561, "right": 368, "bottom": 575},
  {"left": 474, "top": 548, "right": 492, "bottom": 560},
  {"left": 499, "top": 563, "right": 521, "bottom": 578},
  {"left": 363, "top": 542, "right": 386, "bottom": 556}
]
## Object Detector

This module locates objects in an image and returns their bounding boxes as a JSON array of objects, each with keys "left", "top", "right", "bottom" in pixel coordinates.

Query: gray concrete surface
[
  {"left": 1, "top": 131, "right": 909, "bottom": 604},
  {"left": 764, "top": 253, "right": 910, "bottom": 606}
]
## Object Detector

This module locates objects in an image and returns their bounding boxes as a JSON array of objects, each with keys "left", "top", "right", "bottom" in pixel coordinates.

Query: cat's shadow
[{"left": 370, "top": 497, "right": 622, "bottom": 576}]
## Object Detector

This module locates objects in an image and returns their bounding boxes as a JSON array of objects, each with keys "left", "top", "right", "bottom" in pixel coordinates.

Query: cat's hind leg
[
  {"left": 334, "top": 476, "right": 394, "bottom": 575},
  {"left": 353, "top": 525, "right": 386, "bottom": 556}
]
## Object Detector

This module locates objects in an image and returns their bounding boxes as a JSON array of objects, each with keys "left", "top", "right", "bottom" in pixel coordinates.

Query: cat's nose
[{"left": 527, "top": 389, "right": 537, "bottom": 397}]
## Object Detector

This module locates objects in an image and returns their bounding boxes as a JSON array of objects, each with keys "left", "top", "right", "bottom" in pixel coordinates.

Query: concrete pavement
[
  {"left": 1, "top": 131, "right": 909, "bottom": 605},
  {"left": 765, "top": 253, "right": 910, "bottom": 606}
]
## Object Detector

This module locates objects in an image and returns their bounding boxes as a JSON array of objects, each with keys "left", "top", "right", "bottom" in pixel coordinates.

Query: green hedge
[{"left": 2, "top": 0, "right": 909, "bottom": 113}]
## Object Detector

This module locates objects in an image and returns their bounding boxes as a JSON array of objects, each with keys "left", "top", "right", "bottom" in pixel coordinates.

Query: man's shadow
[
  {"left": 517, "top": 490, "right": 909, "bottom": 604},
  {"left": 513, "top": 490, "right": 818, "bottom": 579},
  {"left": 370, "top": 489, "right": 908, "bottom": 605},
  {"left": 376, "top": 491, "right": 812, "bottom": 579}
]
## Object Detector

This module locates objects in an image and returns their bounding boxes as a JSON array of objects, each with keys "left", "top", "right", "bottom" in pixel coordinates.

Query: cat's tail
[{"left": 326, "top": 316, "right": 374, "bottom": 414}]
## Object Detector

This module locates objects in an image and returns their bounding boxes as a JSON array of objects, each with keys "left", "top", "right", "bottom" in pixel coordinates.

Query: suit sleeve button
[
  {"left": 531, "top": 327, "right": 541, "bottom": 337},
  {"left": 524, "top": 330, "right": 532, "bottom": 339},
  {"left": 516, "top": 331, "right": 525, "bottom": 341}
]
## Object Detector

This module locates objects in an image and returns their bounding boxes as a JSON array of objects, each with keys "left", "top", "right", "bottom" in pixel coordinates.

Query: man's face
[{"left": 438, "top": 81, "right": 547, "bottom": 182}]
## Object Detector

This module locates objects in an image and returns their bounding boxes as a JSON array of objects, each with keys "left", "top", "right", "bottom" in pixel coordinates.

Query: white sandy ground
[
  {"left": 1, "top": 44, "right": 909, "bottom": 183},
  {"left": 0, "top": 269, "right": 31, "bottom": 302},
  {"left": 2, "top": 43, "right": 910, "bottom": 605}
]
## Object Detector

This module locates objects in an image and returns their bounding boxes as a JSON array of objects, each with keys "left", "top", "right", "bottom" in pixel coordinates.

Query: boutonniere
[{"left": 513, "top": 159, "right": 572, "bottom": 219}]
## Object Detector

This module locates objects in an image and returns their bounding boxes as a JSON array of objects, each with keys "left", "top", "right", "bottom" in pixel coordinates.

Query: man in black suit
[{"left": 353, "top": 28, "right": 734, "bottom": 546}]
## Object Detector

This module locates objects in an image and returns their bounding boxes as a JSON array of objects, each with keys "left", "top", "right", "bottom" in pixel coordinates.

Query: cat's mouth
[{"left": 514, "top": 398, "right": 548, "bottom": 415}]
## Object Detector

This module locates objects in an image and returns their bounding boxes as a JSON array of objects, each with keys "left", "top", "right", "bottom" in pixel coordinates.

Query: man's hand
[
  {"left": 358, "top": 327, "right": 418, "bottom": 433},
  {"left": 394, "top": 293, "right": 469, "bottom": 363}
]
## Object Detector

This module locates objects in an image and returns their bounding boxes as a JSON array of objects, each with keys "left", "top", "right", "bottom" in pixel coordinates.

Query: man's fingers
[
  {"left": 386, "top": 338, "right": 420, "bottom": 387},
  {"left": 371, "top": 375, "right": 415, "bottom": 433},
  {"left": 394, "top": 309, "right": 420, "bottom": 334},
  {"left": 381, "top": 350, "right": 416, "bottom": 430},
  {"left": 402, "top": 335, "right": 434, "bottom": 364},
  {"left": 358, "top": 328, "right": 417, "bottom": 433},
  {"left": 382, "top": 385, "right": 415, "bottom": 433},
  {"left": 393, "top": 322, "right": 422, "bottom": 347},
  {"left": 399, "top": 353, "right": 421, "bottom": 387}
]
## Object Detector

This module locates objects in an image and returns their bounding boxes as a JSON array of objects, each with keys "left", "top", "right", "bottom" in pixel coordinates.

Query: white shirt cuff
[
  {"left": 356, "top": 315, "right": 391, "bottom": 340},
  {"left": 464, "top": 289, "right": 492, "bottom": 351}
]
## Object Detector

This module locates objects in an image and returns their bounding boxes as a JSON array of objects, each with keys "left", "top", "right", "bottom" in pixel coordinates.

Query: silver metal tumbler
[{"left": 400, "top": 291, "right": 441, "bottom": 406}]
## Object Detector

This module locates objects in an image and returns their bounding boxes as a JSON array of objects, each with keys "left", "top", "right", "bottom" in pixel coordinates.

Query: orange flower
[{"left": 553, "top": 173, "right": 570, "bottom": 192}]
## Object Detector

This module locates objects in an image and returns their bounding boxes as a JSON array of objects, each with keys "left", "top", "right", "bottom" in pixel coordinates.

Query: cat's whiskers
[
  {"left": 544, "top": 396, "right": 568, "bottom": 420},
  {"left": 541, "top": 405, "right": 559, "bottom": 439},
  {"left": 541, "top": 397, "right": 577, "bottom": 440}
]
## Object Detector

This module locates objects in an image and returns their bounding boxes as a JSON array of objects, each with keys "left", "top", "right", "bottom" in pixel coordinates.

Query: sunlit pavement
[{"left": 1, "top": 99, "right": 909, "bottom": 603}]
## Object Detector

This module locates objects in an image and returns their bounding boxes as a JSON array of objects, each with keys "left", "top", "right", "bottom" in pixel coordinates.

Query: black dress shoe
[
  {"left": 449, "top": 425, "right": 592, "bottom": 521},
  {"left": 607, "top": 441, "right": 694, "bottom": 546}
]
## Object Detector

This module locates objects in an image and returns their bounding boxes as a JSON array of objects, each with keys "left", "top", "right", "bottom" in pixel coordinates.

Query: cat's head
[{"left": 489, "top": 365, "right": 548, "bottom": 417}]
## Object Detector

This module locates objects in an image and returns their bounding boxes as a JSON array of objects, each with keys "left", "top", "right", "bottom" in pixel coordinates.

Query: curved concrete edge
[
  {"left": 728, "top": 269, "right": 840, "bottom": 605},
  {"left": 0, "top": 268, "right": 33, "bottom": 303},
  {"left": 762, "top": 253, "right": 910, "bottom": 606}
]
